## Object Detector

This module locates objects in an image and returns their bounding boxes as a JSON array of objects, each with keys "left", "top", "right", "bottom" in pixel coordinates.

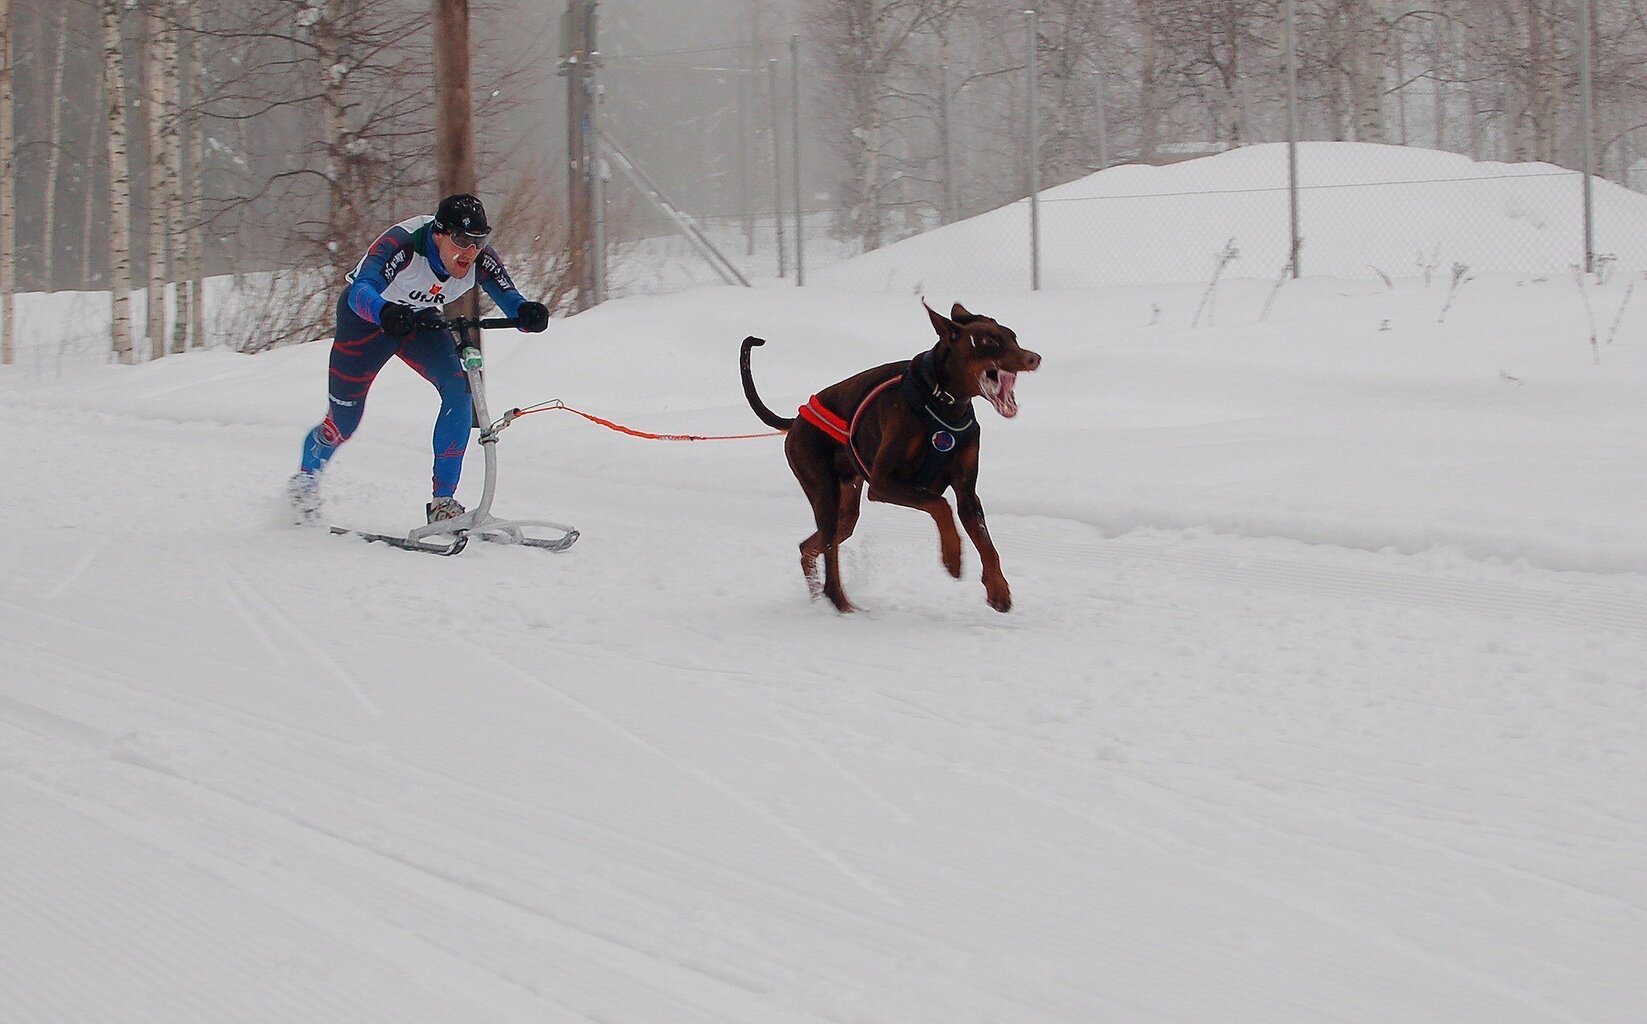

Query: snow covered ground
[
  {"left": 818, "top": 142, "right": 1647, "bottom": 293},
  {"left": 2, "top": 145, "right": 1644, "bottom": 1023}
]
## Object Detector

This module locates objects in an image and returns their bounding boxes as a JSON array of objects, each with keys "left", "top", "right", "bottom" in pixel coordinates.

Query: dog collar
[{"left": 902, "top": 351, "right": 975, "bottom": 432}]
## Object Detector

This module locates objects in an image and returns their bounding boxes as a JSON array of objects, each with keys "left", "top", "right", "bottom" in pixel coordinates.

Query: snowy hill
[
  {"left": 2, "top": 144, "right": 1644, "bottom": 1023},
  {"left": 817, "top": 142, "right": 1647, "bottom": 292}
]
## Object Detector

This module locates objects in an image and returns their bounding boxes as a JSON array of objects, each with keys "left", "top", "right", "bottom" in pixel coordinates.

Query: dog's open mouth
[{"left": 980, "top": 367, "right": 1020, "bottom": 418}]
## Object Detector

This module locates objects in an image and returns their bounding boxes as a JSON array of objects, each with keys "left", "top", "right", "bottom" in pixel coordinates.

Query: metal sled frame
[{"left": 332, "top": 317, "right": 578, "bottom": 555}]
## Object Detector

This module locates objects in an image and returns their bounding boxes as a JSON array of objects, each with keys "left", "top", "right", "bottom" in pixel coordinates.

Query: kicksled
[{"left": 329, "top": 314, "right": 580, "bottom": 557}]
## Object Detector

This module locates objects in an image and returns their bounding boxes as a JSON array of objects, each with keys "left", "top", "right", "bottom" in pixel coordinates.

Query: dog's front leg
[
  {"left": 949, "top": 452, "right": 1009, "bottom": 611},
  {"left": 955, "top": 489, "right": 1010, "bottom": 612},
  {"left": 866, "top": 473, "right": 965, "bottom": 579}
]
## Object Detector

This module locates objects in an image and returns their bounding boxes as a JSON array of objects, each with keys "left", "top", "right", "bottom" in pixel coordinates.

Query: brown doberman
[{"left": 740, "top": 301, "right": 1042, "bottom": 613}]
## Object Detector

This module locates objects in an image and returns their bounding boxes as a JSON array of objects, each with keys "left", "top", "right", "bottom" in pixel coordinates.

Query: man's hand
[
  {"left": 413, "top": 307, "right": 447, "bottom": 332},
  {"left": 379, "top": 302, "right": 416, "bottom": 336},
  {"left": 517, "top": 301, "right": 550, "bottom": 334}
]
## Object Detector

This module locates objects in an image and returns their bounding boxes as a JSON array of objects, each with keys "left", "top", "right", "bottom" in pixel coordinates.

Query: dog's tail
[{"left": 740, "top": 336, "right": 794, "bottom": 431}]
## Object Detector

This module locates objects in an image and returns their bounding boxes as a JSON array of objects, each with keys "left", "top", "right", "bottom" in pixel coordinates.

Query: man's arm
[
  {"left": 344, "top": 225, "right": 417, "bottom": 324},
  {"left": 478, "top": 246, "right": 548, "bottom": 332},
  {"left": 477, "top": 246, "right": 527, "bottom": 320}
]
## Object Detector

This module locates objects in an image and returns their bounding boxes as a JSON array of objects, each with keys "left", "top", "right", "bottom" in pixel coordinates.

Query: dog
[{"left": 740, "top": 301, "right": 1041, "bottom": 613}]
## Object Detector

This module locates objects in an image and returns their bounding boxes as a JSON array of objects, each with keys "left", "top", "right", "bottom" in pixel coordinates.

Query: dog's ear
[
  {"left": 923, "top": 298, "right": 959, "bottom": 341},
  {"left": 951, "top": 303, "right": 976, "bottom": 325}
]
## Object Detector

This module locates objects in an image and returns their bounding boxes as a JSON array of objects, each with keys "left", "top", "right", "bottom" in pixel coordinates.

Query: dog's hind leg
[
  {"left": 799, "top": 529, "right": 826, "bottom": 601},
  {"left": 799, "top": 483, "right": 855, "bottom": 613},
  {"left": 833, "top": 477, "right": 865, "bottom": 544},
  {"left": 789, "top": 434, "right": 857, "bottom": 612},
  {"left": 800, "top": 479, "right": 863, "bottom": 601}
]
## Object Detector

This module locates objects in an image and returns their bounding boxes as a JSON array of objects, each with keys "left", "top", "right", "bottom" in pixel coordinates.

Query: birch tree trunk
[
  {"left": 160, "top": 0, "right": 184, "bottom": 353},
  {"left": 102, "top": 0, "right": 137, "bottom": 364},
  {"left": 1, "top": 0, "right": 14, "bottom": 366},
  {"left": 82, "top": 68, "right": 101, "bottom": 289},
  {"left": 1430, "top": 12, "right": 1449, "bottom": 150},
  {"left": 41, "top": 6, "right": 69, "bottom": 292},
  {"left": 187, "top": 0, "right": 202, "bottom": 349},
  {"left": 1349, "top": 0, "right": 1390, "bottom": 144},
  {"left": 173, "top": 0, "right": 192, "bottom": 352},
  {"left": 316, "top": 2, "right": 353, "bottom": 289},
  {"left": 144, "top": 2, "right": 173, "bottom": 358}
]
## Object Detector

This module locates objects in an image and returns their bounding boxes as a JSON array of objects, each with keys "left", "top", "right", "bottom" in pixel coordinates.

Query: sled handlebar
[{"left": 437, "top": 315, "right": 519, "bottom": 333}]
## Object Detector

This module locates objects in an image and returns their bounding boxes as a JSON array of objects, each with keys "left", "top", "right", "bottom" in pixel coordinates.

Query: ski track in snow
[
  {"left": 218, "top": 560, "right": 383, "bottom": 718},
  {"left": 5, "top": 260, "right": 1647, "bottom": 1018}
]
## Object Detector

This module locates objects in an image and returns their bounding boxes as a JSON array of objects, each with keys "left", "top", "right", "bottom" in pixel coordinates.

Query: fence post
[
  {"left": 1578, "top": 0, "right": 1595, "bottom": 274},
  {"left": 739, "top": 39, "right": 752, "bottom": 255},
  {"left": 589, "top": 47, "right": 606, "bottom": 305},
  {"left": 1026, "top": 9, "right": 1039, "bottom": 292},
  {"left": 1093, "top": 68, "right": 1109, "bottom": 171},
  {"left": 1283, "top": 0, "right": 1301, "bottom": 278},
  {"left": 941, "top": 61, "right": 957, "bottom": 224},
  {"left": 767, "top": 57, "right": 786, "bottom": 278},
  {"left": 791, "top": 34, "right": 804, "bottom": 286}
]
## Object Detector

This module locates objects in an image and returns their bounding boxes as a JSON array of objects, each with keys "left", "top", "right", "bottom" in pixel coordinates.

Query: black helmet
[{"left": 434, "top": 193, "right": 492, "bottom": 240}]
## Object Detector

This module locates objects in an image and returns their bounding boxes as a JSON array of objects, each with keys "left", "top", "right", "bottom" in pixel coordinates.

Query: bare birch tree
[
  {"left": 143, "top": 1, "right": 177, "bottom": 358},
  {"left": 102, "top": 0, "right": 137, "bottom": 364},
  {"left": 39, "top": 2, "right": 69, "bottom": 291},
  {"left": 184, "top": 0, "right": 203, "bottom": 349},
  {"left": 805, "top": 0, "right": 964, "bottom": 251},
  {"left": 158, "top": 0, "right": 184, "bottom": 353}
]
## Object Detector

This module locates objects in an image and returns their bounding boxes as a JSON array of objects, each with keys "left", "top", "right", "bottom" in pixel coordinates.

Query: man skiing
[{"left": 289, "top": 193, "right": 550, "bottom": 524}]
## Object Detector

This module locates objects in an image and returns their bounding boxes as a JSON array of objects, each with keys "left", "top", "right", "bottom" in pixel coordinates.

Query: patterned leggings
[{"left": 299, "top": 306, "right": 472, "bottom": 498}]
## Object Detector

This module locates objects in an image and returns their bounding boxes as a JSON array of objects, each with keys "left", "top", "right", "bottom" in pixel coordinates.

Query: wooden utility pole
[
  {"left": 560, "top": 0, "right": 597, "bottom": 312},
  {"left": 1, "top": 0, "right": 14, "bottom": 365},
  {"left": 434, "top": 0, "right": 478, "bottom": 321}
]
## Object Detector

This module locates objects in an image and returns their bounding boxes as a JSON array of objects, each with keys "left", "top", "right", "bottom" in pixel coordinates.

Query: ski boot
[
  {"left": 426, "top": 496, "right": 467, "bottom": 524},
  {"left": 288, "top": 472, "right": 322, "bottom": 525}
]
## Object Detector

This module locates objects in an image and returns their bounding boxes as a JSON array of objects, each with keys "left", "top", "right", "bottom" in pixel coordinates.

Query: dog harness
[{"left": 797, "top": 350, "right": 978, "bottom": 493}]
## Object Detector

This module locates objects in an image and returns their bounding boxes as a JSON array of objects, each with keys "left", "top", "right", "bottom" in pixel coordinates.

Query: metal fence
[{"left": 588, "top": 2, "right": 1647, "bottom": 300}]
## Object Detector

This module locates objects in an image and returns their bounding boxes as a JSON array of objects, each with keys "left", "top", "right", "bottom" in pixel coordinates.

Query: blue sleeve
[
  {"left": 344, "top": 226, "right": 416, "bottom": 323},
  {"left": 477, "top": 246, "right": 527, "bottom": 325}
]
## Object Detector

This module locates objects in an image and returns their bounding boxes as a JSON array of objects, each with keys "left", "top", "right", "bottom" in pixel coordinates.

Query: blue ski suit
[{"left": 298, "top": 215, "right": 529, "bottom": 498}]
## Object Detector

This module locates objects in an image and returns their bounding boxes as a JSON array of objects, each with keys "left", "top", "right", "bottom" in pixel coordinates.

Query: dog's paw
[{"left": 985, "top": 580, "right": 1012, "bottom": 612}]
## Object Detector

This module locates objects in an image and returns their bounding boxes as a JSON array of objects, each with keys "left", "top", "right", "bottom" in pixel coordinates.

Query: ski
[{"left": 329, "top": 525, "right": 469, "bottom": 556}]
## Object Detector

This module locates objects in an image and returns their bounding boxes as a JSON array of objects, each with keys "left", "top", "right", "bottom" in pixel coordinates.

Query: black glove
[
  {"left": 413, "top": 307, "right": 447, "bottom": 332},
  {"left": 517, "top": 301, "right": 550, "bottom": 334},
  {"left": 378, "top": 302, "right": 416, "bottom": 336}
]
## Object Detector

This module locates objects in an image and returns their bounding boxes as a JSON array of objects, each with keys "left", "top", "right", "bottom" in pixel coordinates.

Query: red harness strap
[
  {"left": 797, "top": 395, "right": 850, "bottom": 444},
  {"left": 797, "top": 376, "right": 904, "bottom": 480}
]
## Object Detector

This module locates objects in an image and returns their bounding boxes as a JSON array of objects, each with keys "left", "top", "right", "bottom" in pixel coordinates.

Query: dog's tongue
[{"left": 988, "top": 370, "right": 1019, "bottom": 418}]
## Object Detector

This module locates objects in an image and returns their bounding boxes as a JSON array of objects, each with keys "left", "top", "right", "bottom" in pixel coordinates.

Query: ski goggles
[{"left": 449, "top": 229, "right": 491, "bottom": 250}]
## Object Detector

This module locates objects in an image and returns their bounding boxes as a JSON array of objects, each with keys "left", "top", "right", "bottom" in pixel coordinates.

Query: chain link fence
[{"left": 588, "top": 4, "right": 1647, "bottom": 299}]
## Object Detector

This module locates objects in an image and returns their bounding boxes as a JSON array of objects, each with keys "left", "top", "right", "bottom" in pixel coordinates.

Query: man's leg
[
  {"left": 398, "top": 329, "right": 472, "bottom": 499},
  {"left": 299, "top": 320, "right": 398, "bottom": 476}
]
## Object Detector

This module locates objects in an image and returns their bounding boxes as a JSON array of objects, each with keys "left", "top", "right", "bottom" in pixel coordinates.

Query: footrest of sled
[
  {"left": 463, "top": 515, "right": 580, "bottom": 552},
  {"left": 478, "top": 527, "right": 580, "bottom": 552}
]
